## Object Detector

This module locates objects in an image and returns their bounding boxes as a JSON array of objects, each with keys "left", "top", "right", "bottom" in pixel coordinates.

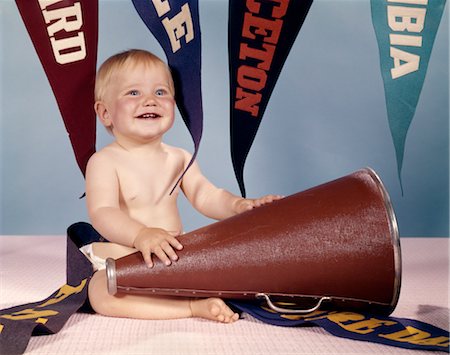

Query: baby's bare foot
[{"left": 190, "top": 298, "right": 239, "bottom": 323}]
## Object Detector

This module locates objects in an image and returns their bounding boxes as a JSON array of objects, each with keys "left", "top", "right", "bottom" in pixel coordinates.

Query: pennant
[
  {"left": 131, "top": 0, "right": 203, "bottom": 193},
  {"left": 0, "top": 236, "right": 92, "bottom": 355},
  {"left": 229, "top": 301, "right": 450, "bottom": 352},
  {"left": 228, "top": 0, "right": 313, "bottom": 197},
  {"left": 1, "top": 222, "right": 448, "bottom": 354},
  {"left": 15, "top": 0, "right": 98, "bottom": 177},
  {"left": 370, "top": 0, "right": 447, "bottom": 189}
]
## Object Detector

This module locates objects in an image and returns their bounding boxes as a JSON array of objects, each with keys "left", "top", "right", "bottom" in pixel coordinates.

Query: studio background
[{"left": 1, "top": 0, "right": 448, "bottom": 237}]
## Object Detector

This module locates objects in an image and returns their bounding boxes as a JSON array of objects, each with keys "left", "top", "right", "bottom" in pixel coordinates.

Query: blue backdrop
[{"left": 0, "top": 0, "right": 448, "bottom": 237}]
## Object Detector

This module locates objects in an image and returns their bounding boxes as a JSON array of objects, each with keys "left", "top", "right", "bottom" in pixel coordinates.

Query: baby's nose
[{"left": 143, "top": 95, "right": 157, "bottom": 106}]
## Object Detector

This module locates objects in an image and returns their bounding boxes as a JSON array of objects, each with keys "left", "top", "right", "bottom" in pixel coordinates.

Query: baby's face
[{"left": 101, "top": 62, "right": 175, "bottom": 145}]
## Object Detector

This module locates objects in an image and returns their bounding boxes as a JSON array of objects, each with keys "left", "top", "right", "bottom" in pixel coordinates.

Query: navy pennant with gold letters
[
  {"left": 0, "top": 236, "right": 92, "bottom": 355},
  {"left": 230, "top": 300, "right": 450, "bottom": 352},
  {"left": 15, "top": 0, "right": 98, "bottom": 177},
  {"left": 228, "top": 0, "right": 313, "bottom": 197},
  {"left": 131, "top": 0, "right": 203, "bottom": 193}
]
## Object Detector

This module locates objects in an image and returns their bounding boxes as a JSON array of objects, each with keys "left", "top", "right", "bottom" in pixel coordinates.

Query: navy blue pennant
[
  {"left": 228, "top": 0, "right": 313, "bottom": 196},
  {"left": 131, "top": 0, "right": 203, "bottom": 193},
  {"left": 230, "top": 300, "right": 450, "bottom": 352},
  {"left": 0, "top": 236, "right": 92, "bottom": 355}
]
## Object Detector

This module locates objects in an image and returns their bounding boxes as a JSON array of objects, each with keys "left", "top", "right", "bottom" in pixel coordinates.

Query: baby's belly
[
  {"left": 92, "top": 242, "right": 137, "bottom": 260},
  {"left": 126, "top": 205, "right": 183, "bottom": 234}
]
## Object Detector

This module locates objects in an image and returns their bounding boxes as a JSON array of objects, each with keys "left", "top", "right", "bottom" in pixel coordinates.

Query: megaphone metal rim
[
  {"left": 106, "top": 257, "right": 117, "bottom": 295},
  {"left": 364, "top": 167, "right": 402, "bottom": 313}
]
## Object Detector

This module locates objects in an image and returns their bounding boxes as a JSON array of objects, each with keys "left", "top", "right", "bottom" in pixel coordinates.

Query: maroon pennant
[{"left": 15, "top": 0, "right": 98, "bottom": 176}]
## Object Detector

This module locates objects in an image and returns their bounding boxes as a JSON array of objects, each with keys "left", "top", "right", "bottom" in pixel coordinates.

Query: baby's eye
[
  {"left": 155, "top": 88, "right": 167, "bottom": 96},
  {"left": 127, "top": 90, "right": 140, "bottom": 96}
]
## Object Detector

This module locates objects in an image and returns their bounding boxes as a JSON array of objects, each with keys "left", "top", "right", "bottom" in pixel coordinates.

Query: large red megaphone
[{"left": 106, "top": 168, "right": 401, "bottom": 315}]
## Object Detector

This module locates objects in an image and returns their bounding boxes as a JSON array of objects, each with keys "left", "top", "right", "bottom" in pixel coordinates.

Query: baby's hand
[
  {"left": 133, "top": 227, "right": 183, "bottom": 268},
  {"left": 233, "top": 194, "right": 283, "bottom": 214}
]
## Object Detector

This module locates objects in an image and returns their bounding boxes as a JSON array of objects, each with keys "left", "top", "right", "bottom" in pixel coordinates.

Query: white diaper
[{"left": 80, "top": 243, "right": 107, "bottom": 271}]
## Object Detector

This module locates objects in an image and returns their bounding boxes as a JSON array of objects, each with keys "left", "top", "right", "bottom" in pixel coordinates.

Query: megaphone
[{"left": 106, "top": 168, "right": 401, "bottom": 315}]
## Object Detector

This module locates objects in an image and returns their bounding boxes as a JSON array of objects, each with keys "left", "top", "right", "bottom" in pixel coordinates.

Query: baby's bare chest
[{"left": 115, "top": 160, "right": 181, "bottom": 205}]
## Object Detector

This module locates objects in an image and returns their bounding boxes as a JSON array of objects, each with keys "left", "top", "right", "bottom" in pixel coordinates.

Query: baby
[{"left": 85, "top": 49, "right": 281, "bottom": 323}]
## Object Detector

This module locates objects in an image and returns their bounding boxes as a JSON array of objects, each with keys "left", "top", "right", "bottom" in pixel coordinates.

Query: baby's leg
[
  {"left": 89, "top": 270, "right": 192, "bottom": 319},
  {"left": 88, "top": 270, "right": 238, "bottom": 323}
]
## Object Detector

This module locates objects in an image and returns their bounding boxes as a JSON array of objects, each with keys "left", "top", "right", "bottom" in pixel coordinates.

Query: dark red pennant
[{"left": 15, "top": 0, "right": 98, "bottom": 177}]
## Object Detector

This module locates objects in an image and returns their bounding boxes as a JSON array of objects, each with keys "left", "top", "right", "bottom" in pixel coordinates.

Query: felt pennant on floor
[
  {"left": 370, "top": 0, "right": 447, "bottom": 191},
  {"left": 228, "top": 0, "right": 313, "bottom": 197},
  {"left": 0, "top": 236, "right": 93, "bottom": 355},
  {"left": 229, "top": 301, "right": 450, "bottom": 353},
  {"left": 15, "top": 0, "right": 98, "bottom": 177},
  {"left": 1, "top": 223, "right": 449, "bottom": 354},
  {"left": 131, "top": 0, "right": 203, "bottom": 193}
]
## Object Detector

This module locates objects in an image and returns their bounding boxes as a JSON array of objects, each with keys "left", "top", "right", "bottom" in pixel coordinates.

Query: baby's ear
[{"left": 94, "top": 101, "right": 112, "bottom": 128}]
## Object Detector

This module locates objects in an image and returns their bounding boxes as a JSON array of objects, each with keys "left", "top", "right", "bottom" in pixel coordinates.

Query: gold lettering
[
  {"left": 326, "top": 312, "right": 366, "bottom": 326},
  {"left": 35, "top": 317, "right": 49, "bottom": 325},
  {"left": 342, "top": 318, "right": 397, "bottom": 334},
  {"left": 380, "top": 326, "right": 449, "bottom": 347},
  {"left": 0, "top": 309, "right": 58, "bottom": 321},
  {"left": 414, "top": 337, "right": 449, "bottom": 347},
  {"left": 0, "top": 280, "right": 86, "bottom": 323},
  {"left": 39, "top": 280, "right": 87, "bottom": 308}
]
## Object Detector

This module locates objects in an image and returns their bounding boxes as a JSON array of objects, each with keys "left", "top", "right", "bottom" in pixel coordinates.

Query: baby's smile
[{"left": 136, "top": 113, "right": 161, "bottom": 119}]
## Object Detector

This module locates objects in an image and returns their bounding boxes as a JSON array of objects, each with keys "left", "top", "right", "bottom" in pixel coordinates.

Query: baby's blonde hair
[{"left": 94, "top": 49, "right": 175, "bottom": 102}]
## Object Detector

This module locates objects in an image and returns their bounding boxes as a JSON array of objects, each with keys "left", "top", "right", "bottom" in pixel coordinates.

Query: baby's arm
[
  {"left": 85, "top": 152, "right": 182, "bottom": 267},
  {"left": 180, "top": 152, "right": 282, "bottom": 219}
]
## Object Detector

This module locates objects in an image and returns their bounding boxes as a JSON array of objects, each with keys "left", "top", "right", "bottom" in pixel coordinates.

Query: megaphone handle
[{"left": 256, "top": 293, "right": 332, "bottom": 314}]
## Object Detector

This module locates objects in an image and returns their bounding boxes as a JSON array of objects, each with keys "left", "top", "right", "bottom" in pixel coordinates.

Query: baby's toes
[
  {"left": 226, "top": 312, "right": 239, "bottom": 323},
  {"left": 221, "top": 304, "right": 239, "bottom": 323}
]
